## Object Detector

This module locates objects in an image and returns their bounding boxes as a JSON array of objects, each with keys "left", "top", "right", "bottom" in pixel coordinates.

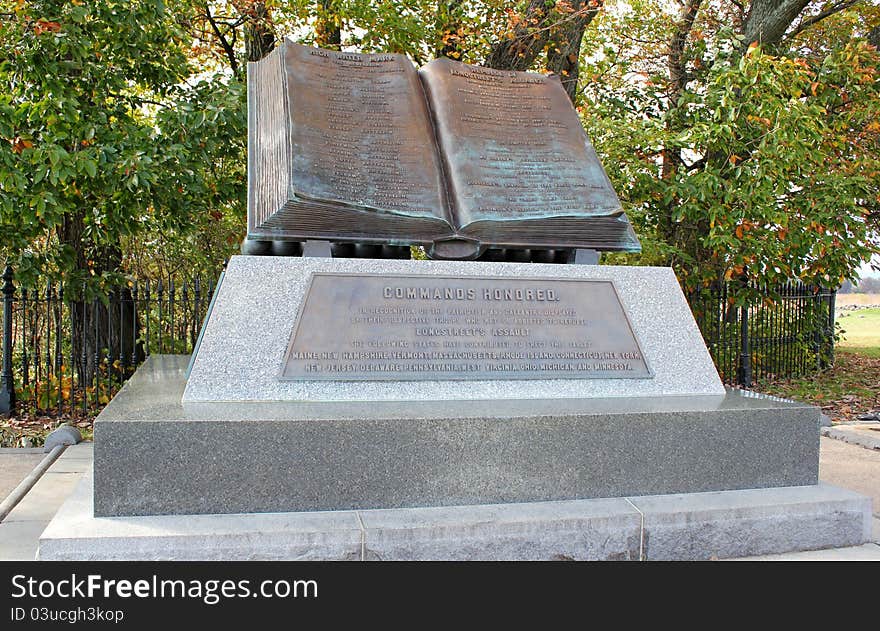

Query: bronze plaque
[{"left": 281, "top": 273, "right": 652, "bottom": 381}]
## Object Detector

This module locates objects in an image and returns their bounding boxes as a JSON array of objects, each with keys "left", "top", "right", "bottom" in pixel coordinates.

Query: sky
[{"left": 858, "top": 255, "right": 880, "bottom": 279}]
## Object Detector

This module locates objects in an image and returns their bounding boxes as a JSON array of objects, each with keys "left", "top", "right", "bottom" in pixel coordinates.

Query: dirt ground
[
  {"left": 755, "top": 350, "right": 880, "bottom": 423},
  {"left": 836, "top": 293, "right": 880, "bottom": 307}
]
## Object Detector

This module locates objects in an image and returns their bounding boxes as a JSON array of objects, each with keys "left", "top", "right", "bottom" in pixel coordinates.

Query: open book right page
[{"left": 418, "top": 58, "right": 623, "bottom": 231}]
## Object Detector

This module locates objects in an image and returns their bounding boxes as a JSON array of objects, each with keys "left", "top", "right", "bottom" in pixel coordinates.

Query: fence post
[
  {"left": 1, "top": 266, "right": 15, "bottom": 414},
  {"left": 737, "top": 292, "right": 752, "bottom": 388},
  {"left": 812, "top": 287, "right": 822, "bottom": 371},
  {"left": 816, "top": 287, "right": 835, "bottom": 371},
  {"left": 825, "top": 289, "right": 836, "bottom": 369}
]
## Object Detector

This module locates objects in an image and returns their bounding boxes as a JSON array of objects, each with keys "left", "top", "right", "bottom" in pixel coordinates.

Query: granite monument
[{"left": 38, "top": 42, "right": 871, "bottom": 561}]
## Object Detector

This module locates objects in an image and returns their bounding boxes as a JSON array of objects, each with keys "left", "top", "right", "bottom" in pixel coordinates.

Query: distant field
[
  {"left": 836, "top": 307, "right": 880, "bottom": 357},
  {"left": 836, "top": 293, "right": 880, "bottom": 307}
]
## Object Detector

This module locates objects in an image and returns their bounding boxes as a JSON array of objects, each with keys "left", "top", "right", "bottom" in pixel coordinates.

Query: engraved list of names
[
  {"left": 420, "top": 59, "right": 621, "bottom": 226},
  {"left": 281, "top": 273, "right": 651, "bottom": 381},
  {"left": 285, "top": 46, "right": 446, "bottom": 218}
]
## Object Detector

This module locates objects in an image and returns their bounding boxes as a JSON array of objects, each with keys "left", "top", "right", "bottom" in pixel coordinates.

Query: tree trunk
[
  {"left": 658, "top": 0, "right": 702, "bottom": 256},
  {"left": 68, "top": 288, "right": 144, "bottom": 389},
  {"left": 486, "top": 0, "right": 603, "bottom": 105},
  {"left": 244, "top": 1, "right": 276, "bottom": 62},
  {"left": 57, "top": 213, "right": 143, "bottom": 386},
  {"left": 485, "top": 0, "right": 554, "bottom": 71},
  {"left": 741, "top": 0, "right": 811, "bottom": 48},
  {"left": 545, "top": 2, "right": 602, "bottom": 103}
]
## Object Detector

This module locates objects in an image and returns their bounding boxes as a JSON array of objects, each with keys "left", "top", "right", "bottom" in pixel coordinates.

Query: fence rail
[
  {"left": 0, "top": 266, "right": 836, "bottom": 417},
  {"left": 687, "top": 281, "right": 836, "bottom": 387},
  {"left": 0, "top": 266, "right": 215, "bottom": 417}
]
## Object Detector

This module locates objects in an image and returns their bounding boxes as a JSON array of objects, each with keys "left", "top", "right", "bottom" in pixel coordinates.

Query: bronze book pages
[{"left": 247, "top": 40, "right": 640, "bottom": 258}]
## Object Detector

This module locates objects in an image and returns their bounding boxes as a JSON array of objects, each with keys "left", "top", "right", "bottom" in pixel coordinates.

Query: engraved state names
[{"left": 281, "top": 273, "right": 651, "bottom": 381}]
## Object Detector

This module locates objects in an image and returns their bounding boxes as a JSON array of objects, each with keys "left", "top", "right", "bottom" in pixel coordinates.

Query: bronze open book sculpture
[{"left": 247, "top": 40, "right": 640, "bottom": 260}]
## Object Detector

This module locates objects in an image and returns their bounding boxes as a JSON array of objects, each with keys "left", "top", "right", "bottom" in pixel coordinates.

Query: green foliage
[
  {"left": 0, "top": 1, "right": 182, "bottom": 286},
  {"left": 0, "top": 0, "right": 243, "bottom": 290},
  {"left": 125, "top": 76, "right": 247, "bottom": 280},
  {"left": 270, "top": 0, "right": 509, "bottom": 64},
  {"left": 2, "top": 0, "right": 878, "bottom": 301},
  {"left": 584, "top": 2, "right": 880, "bottom": 299},
  {"left": 679, "top": 41, "right": 878, "bottom": 291}
]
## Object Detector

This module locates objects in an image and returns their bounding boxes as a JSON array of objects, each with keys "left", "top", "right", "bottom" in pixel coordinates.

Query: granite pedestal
[
  {"left": 184, "top": 256, "right": 726, "bottom": 401},
  {"left": 95, "top": 355, "right": 820, "bottom": 516},
  {"left": 38, "top": 256, "right": 872, "bottom": 559}
]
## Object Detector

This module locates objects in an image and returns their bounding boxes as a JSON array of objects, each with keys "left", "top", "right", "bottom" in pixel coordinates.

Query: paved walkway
[
  {"left": 0, "top": 437, "right": 878, "bottom": 561},
  {"left": 0, "top": 443, "right": 93, "bottom": 561},
  {"left": 0, "top": 448, "right": 45, "bottom": 499}
]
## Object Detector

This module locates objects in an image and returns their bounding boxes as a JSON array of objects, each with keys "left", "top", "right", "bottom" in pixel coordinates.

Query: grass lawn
[
  {"left": 755, "top": 307, "right": 878, "bottom": 421},
  {"left": 836, "top": 307, "right": 880, "bottom": 358}
]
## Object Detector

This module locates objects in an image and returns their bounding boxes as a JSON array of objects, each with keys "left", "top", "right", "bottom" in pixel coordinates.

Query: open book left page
[{"left": 248, "top": 40, "right": 453, "bottom": 242}]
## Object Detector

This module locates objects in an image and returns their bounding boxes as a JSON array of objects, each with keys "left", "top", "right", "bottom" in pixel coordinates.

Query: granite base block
[
  {"left": 95, "top": 356, "right": 820, "bottom": 517},
  {"left": 359, "top": 498, "right": 642, "bottom": 561},
  {"left": 634, "top": 485, "right": 872, "bottom": 561},
  {"left": 39, "top": 472, "right": 363, "bottom": 561},
  {"left": 38, "top": 471, "right": 870, "bottom": 561}
]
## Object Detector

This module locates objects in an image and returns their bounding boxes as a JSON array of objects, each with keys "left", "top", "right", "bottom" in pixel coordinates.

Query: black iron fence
[
  {"left": 687, "top": 281, "right": 836, "bottom": 387},
  {"left": 0, "top": 266, "right": 215, "bottom": 417},
  {"left": 0, "top": 266, "right": 836, "bottom": 417}
]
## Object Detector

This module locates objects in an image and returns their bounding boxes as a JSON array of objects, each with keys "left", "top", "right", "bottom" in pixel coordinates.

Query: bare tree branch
[
  {"left": 686, "top": 156, "right": 707, "bottom": 172},
  {"left": 786, "top": 0, "right": 862, "bottom": 41},
  {"left": 205, "top": 4, "right": 239, "bottom": 76}
]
